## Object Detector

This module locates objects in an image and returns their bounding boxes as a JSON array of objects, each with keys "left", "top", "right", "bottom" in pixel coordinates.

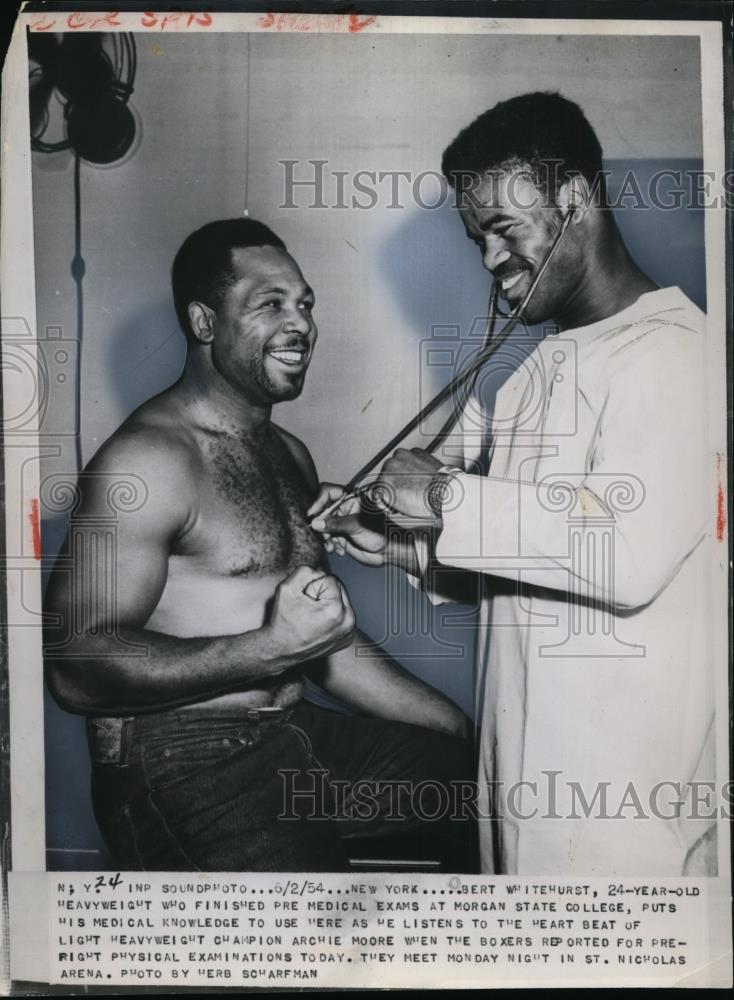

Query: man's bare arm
[
  {"left": 308, "top": 634, "right": 470, "bottom": 740},
  {"left": 44, "top": 430, "right": 354, "bottom": 716}
]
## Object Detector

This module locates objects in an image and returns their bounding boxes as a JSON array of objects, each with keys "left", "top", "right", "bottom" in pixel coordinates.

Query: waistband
[{"left": 87, "top": 706, "right": 293, "bottom": 766}]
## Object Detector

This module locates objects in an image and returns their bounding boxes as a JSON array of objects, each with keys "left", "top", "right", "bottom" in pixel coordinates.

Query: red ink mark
[
  {"left": 139, "top": 11, "right": 211, "bottom": 31},
  {"left": 140, "top": 11, "right": 179, "bottom": 31},
  {"left": 67, "top": 11, "right": 121, "bottom": 30},
  {"left": 29, "top": 499, "right": 41, "bottom": 560},
  {"left": 349, "top": 14, "right": 376, "bottom": 32},
  {"left": 258, "top": 12, "right": 375, "bottom": 32},
  {"left": 716, "top": 453, "right": 726, "bottom": 541},
  {"left": 30, "top": 14, "right": 57, "bottom": 31},
  {"left": 278, "top": 14, "right": 312, "bottom": 31},
  {"left": 140, "top": 11, "right": 212, "bottom": 29}
]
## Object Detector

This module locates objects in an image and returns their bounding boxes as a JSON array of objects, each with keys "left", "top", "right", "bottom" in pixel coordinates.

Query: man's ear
[
  {"left": 188, "top": 301, "right": 216, "bottom": 344},
  {"left": 558, "top": 175, "right": 593, "bottom": 224}
]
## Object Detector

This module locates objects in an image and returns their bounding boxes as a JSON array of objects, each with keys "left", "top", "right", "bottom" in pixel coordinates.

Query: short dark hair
[
  {"left": 171, "top": 218, "right": 287, "bottom": 339},
  {"left": 442, "top": 92, "right": 605, "bottom": 204}
]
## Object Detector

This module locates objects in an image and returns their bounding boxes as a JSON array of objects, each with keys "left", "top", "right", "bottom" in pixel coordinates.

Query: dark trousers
[{"left": 88, "top": 701, "right": 478, "bottom": 873}]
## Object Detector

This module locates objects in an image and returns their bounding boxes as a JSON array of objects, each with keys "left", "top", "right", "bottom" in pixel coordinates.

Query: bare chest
[{"left": 177, "top": 431, "right": 322, "bottom": 579}]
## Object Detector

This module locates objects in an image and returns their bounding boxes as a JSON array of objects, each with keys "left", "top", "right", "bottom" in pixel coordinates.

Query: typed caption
[{"left": 48, "top": 873, "right": 710, "bottom": 988}]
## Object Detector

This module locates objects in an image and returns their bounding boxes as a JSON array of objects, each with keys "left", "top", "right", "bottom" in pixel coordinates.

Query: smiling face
[
  {"left": 459, "top": 168, "right": 580, "bottom": 325},
  {"left": 210, "top": 245, "right": 317, "bottom": 405}
]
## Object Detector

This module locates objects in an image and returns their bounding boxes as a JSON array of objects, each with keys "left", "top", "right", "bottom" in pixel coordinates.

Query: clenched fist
[{"left": 265, "top": 565, "right": 355, "bottom": 664}]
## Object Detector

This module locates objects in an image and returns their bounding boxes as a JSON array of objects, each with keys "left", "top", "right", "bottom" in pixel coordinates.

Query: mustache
[
  {"left": 269, "top": 337, "right": 311, "bottom": 350},
  {"left": 493, "top": 259, "right": 532, "bottom": 282}
]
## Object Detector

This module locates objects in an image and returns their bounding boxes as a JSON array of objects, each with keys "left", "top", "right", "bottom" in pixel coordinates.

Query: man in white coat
[{"left": 311, "top": 92, "right": 719, "bottom": 876}]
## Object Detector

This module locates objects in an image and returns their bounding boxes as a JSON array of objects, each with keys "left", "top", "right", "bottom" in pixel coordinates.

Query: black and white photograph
[{"left": 1, "top": 1, "right": 731, "bottom": 991}]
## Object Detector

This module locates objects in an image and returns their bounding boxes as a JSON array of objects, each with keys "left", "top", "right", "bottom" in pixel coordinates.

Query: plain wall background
[{"left": 31, "top": 31, "right": 705, "bottom": 867}]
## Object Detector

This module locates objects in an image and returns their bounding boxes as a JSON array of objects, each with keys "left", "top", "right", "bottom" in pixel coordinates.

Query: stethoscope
[{"left": 322, "top": 208, "right": 576, "bottom": 517}]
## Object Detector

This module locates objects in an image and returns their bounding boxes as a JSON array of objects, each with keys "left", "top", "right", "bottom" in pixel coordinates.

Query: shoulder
[
  {"left": 599, "top": 289, "right": 706, "bottom": 382},
  {"left": 272, "top": 423, "right": 318, "bottom": 492},
  {"left": 594, "top": 292, "right": 709, "bottom": 429},
  {"left": 80, "top": 415, "right": 198, "bottom": 529},
  {"left": 607, "top": 289, "right": 704, "bottom": 350},
  {"left": 87, "top": 417, "right": 195, "bottom": 481}
]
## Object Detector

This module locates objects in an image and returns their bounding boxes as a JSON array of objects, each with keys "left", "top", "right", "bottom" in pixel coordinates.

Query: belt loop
[
  {"left": 87, "top": 716, "right": 131, "bottom": 766},
  {"left": 119, "top": 717, "right": 134, "bottom": 766}
]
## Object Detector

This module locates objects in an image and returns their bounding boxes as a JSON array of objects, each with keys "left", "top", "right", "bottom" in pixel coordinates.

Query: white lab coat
[{"left": 423, "top": 287, "right": 718, "bottom": 875}]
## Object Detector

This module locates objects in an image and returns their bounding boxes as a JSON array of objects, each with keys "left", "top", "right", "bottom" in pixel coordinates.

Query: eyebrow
[
  {"left": 477, "top": 214, "right": 516, "bottom": 232},
  {"left": 251, "top": 285, "right": 315, "bottom": 298}
]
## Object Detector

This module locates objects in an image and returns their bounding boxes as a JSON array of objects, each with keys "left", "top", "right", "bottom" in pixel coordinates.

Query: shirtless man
[{"left": 44, "top": 218, "right": 475, "bottom": 873}]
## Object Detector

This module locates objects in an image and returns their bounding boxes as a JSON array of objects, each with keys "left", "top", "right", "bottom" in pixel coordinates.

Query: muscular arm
[
  {"left": 309, "top": 633, "right": 470, "bottom": 739},
  {"left": 45, "top": 429, "right": 352, "bottom": 716}
]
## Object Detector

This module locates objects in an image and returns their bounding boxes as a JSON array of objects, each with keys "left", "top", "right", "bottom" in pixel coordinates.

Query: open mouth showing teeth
[
  {"left": 267, "top": 349, "right": 308, "bottom": 366},
  {"left": 499, "top": 271, "right": 527, "bottom": 293}
]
